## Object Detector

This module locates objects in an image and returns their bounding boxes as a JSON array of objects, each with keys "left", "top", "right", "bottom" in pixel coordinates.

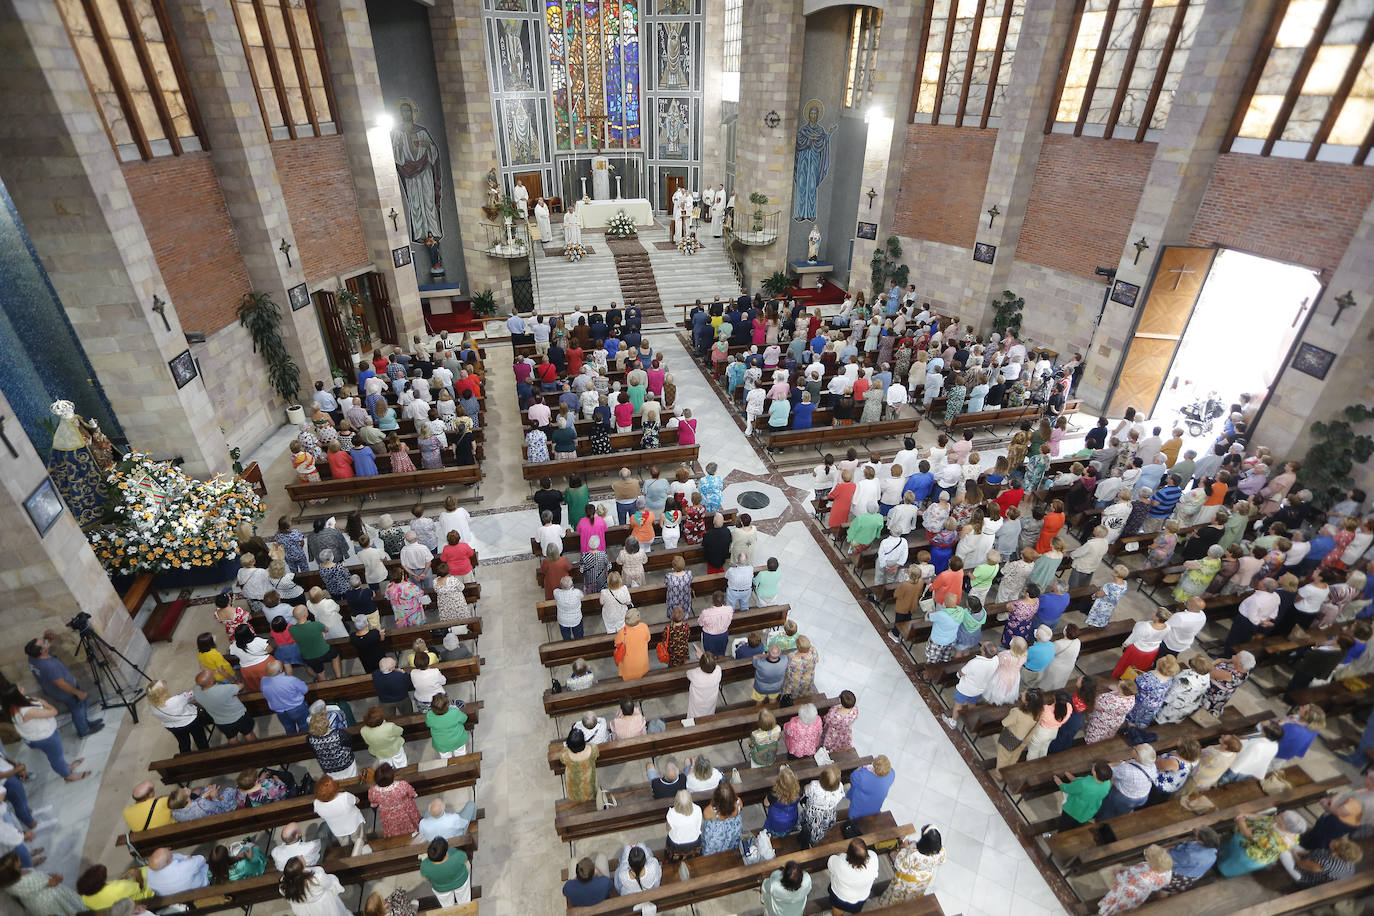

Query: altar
[{"left": 576, "top": 197, "right": 654, "bottom": 230}]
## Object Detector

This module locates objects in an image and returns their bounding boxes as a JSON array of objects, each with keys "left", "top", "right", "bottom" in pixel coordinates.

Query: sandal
[{"left": 65, "top": 771, "right": 91, "bottom": 782}]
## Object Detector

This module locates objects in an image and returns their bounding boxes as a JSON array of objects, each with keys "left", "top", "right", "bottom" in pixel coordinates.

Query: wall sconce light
[
  {"left": 1133, "top": 237, "right": 1150, "bottom": 265},
  {"left": 866, "top": 188, "right": 877, "bottom": 210},
  {"left": 986, "top": 204, "right": 1000, "bottom": 229}
]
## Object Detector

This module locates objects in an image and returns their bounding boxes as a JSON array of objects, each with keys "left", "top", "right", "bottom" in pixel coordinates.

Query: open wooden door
[
  {"left": 515, "top": 171, "right": 544, "bottom": 202},
  {"left": 664, "top": 174, "right": 685, "bottom": 210},
  {"left": 1106, "top": 246, "right": 1216, "bottom": 418}
]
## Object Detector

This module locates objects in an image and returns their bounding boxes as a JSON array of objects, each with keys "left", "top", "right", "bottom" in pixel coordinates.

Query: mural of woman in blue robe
[{"left": 792, "top": 100, "right": 832, "bottom": 222}]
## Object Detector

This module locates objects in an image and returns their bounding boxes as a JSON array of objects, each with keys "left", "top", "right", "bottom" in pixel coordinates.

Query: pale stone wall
[
  {"left": 191, "top": 321, "right": 282, "bottom": 455},
  {"left": 1006, "top": 261, "right": 1102, "bottom": 361},
  {"left": 899, "top": 237, "right": 982, "bottom": 319}
]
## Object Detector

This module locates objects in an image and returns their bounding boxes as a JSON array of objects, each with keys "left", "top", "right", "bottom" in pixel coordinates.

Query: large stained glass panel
[{"left": 547, "top": 0, "right": 641, "bottom": 149}]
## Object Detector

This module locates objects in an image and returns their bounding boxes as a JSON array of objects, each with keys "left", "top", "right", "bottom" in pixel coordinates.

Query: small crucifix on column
[
  {"left": 151, "top": 295, "right": 170, "bottom": 332},
  {"left": 0, "top": 415, "right": 16, "bottom": 458},
  {"left": 388, "top": 208, "right": 399, "bottom": 231},
  {"left": 1165, "top": 263, "right": 1197, "bottom": 290},
  {"left": 1332, "top": 290, "right": 1356, "bottom": 326},
  {"left": 279, "top": 238, "right": 293, "bottom": 268},
  {"left": 986, "top": 204, "right": 1000, "bottom": 229}
]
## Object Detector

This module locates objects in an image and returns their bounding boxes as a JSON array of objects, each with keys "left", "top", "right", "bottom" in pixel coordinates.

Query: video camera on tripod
[{"left": 65, "top": 610, "right": 151, "bottom": 722}]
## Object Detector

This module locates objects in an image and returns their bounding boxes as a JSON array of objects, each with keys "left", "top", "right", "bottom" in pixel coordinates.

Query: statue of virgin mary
[{"left": 46, "top": 399, "right": 109, "bottom": 526}]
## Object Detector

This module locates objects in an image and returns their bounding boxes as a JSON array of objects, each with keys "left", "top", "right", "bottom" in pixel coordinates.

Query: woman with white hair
[
  {"left": 306, "top": 705, "right": 357, "bottom": 780},
  {"left": 147, "top": 680, "right": 211, "bottom": 753},
  {"left": 783, "top": 702, "right": 823, "bottom": 758},
  {"left": 640, "top": 403, "right": 661, "bottom": 449},
  {"left": 1200, "top": 651, "right": 1255, "bottom": 716},
  {"left": 664, "top": 789, "right": 702, "bottom": 861},
  {"left": 1218, "top": 810, "right": 1307, "bottom": 877}
]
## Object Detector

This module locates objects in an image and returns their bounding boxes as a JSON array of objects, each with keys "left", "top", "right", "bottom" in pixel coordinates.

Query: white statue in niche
[{"left": 807, "top": 225, "right": 821, "bottom": 262}]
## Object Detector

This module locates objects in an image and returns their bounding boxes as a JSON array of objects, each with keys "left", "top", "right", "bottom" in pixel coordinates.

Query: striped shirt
[{"left": 1150, "top": 484, "right": 1182, "bottom": 517}]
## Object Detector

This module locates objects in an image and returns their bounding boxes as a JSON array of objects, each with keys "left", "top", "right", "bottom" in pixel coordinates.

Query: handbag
[
  {"left": 613, "top": 627, "right": 628, "bottom": 665},
  {"left": 657, "top": 626, "right": 671, "bottom": 664}
]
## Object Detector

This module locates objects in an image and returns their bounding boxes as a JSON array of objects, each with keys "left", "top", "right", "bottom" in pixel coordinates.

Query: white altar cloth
[{"left": 576, "top": 197, "right": 654, "bottom": 229}]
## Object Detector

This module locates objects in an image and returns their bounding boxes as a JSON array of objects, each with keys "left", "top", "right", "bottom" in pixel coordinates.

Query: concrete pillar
[
  {"left": 0, "top": 0, "right": 227, "bottom": 476},
  {"left": 161, "top": 0, "right": 330, "bottom": 390},
  {"left": 0, "top": 390, "right": 150, "bottom": 681},
  {"left": 965, "top": 0, "right": 1078, "bottom": 328},
  {"left": 850, "top": 1, "right": 925, "bottom": 296},
  {"left": 1078, "top": 0, "right": 1279, "bottom": 406},
  {"left": 734, "top": 0, "right": 806, "bottom": 291},
  {"left": 315, "top": 0, "right": 425, "bottom": 341},
  {"left": 430, "top": 0, "right": 514, "bottom": 311}
]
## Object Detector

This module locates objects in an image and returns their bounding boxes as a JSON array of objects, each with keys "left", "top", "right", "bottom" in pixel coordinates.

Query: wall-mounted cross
[
  {"left": 279, "top": 238, "right": 293, "bottom": 268},
  {"left": 1332, "top": 290, "right": 1356, "bottom": 325},
  {"left": 151, "top": 294, "right": 170, "bottom": 331},
  {"left": 0, "top": 415, "right": 16, "bottom": 458},
  {"left": 1166, "top": 263, "right": 1197, "bottom": 290}
]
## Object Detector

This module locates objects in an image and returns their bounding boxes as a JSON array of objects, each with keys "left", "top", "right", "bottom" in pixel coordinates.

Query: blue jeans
[
  {"left": 616, "top": 500, "right": 637, "bottom": 525},
  {"left": 1342, "top": 706, "right": 1374, "bottom": 766},
  {"left": 50, "top": 692, "right": 92, "bottom": 737},
  {"left": 559, "top": 623, "right": 585, "bottom": 640},
  {"left": 276, "top": 703, "right": 311, "bottom": 735},
  {"left": 26, "top": 731, "right": 70, "bottom": 779},
  {"left": 12, "top": 844, "right": 30, "bottom": 868},
  {"left": 5, "top": 775, "right": 34, "bottom": 827},
  {"left": 1095, "top": 786, "right": 1146, "bottom": 821},
  {"left": 1048, "top": 710, "right": 1082, "bottom": 756},
  {"left": 726, "top": 588, "right": 751, "bottom": 611}
]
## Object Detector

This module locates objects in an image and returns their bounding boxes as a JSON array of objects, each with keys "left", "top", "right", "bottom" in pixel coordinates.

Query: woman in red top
[
  {"left": 439, "top": 530, "right": 477, "bottom": 579},
  {"left": 1036, "top": 499, "right": 1065, "bottom": 553},
  {"left": 752, "top": 316, "right": 767, "bottom": 346},
  {"left": 371, "top": 350, "right": 389, "bottom": 375},
  {"left": 326, "top": 442, "right": 355, "bottom": 478},
  {"left": 646, "top": 361, "right": 666, "bottom": 396},
  {"left": 614, "top": 393, "right": 635, "bottom": 432},
  {"left": 565, "top": 344, "right": 584, "bottom": 376},
  {"left": 826, "top": 469, "right": 856, "bottom": 531},
  {"left": 676, "top": 409, "right": 698, "bottom": 446}
]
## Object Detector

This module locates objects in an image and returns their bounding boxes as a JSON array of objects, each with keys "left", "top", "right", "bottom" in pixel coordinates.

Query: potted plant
[
  {"left": 1299, "top": 404, "right": 1374, "bottom": 508},
  {"left": 762, "top": 270, "right": 790, "bottom": 298},
  {"left": 236, "top": 292, "right": 302, "bottom": 423},
  {"left": 991, "top": 289, "right": 1025, "bottom": 339},
  {"left": 471, "top": 288, "right": 498, "bottom": 319},
  {"left": 336, "top": 287, "right": 366, "bottom": 362},
  {"left": 869, "top": 235, "right": 909, "bottom": 298},
  {"left": 749, "top": 192, "right": 768, "bottom": 232}
]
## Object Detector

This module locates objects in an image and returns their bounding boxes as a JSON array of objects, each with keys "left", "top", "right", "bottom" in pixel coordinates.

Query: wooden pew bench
[
  {"left": 529, "top": 426, "right": 682, "bottom": 461},
  {"left": 543, "top": 656, "right": 755, "bottom": 717},
  {"left": 536, "top": 542, "right": 715, "bottom": 588},
  {"left": 286, "top": 465, "right": 482, "bottom": 507},
  {"left": 533, "top": 571, "right": 759, "bottom": 624},
  {"left": 539, "top": 604, "right": 789, "bottom": 667},
  {"left": 763, "top": 417, "right": 919, "bottom": 451},
  {"left": 523, "top": 444, "right": 701, "bottom": 482},
  {"left": 239, "top": 656, "right": 482, "bottom": 718},
  {"left": 151, "top": 705, "right": 482, "bottom": 784}
]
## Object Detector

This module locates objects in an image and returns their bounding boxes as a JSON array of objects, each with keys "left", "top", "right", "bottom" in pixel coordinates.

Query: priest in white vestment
[
  {"left": 513, "top": 182, "right": 530, "bottom": 218},
  {"left": 668, "top": 187, "right": 686, "bottom": 242},
  {"left": 564, "top": 205, "right": 582, "bottom": 246},
  {"left": 710, "top": 185, "right": 725, "bottom": 238},
  {"left": 533, "top": 197, "right": 552, "bottom": 241},
  {"left": 673, "top": 193, "right": 690, "bottom": 243}
]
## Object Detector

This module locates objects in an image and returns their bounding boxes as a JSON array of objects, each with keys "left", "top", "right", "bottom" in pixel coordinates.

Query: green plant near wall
[
  {"left": 991, "top": 289, "right": 1025, "bottom": 339},
  {"left": 749, "top": 192, "right": 768, "bottom": 232},
  {"left": 762, "top": 270, "right": 790, "bottom": 298},
  {"left": 236, "top": 291, "right": 300, "bottom": 406},
  {"left": 471, "top": 289, "right": 498, "bottom": 318},
  {"left": 869, "top": 235, "right": 908, "bottom": 298},
  {"left": 1298, "top": 403, "right": 1374, "bottom": 509}
]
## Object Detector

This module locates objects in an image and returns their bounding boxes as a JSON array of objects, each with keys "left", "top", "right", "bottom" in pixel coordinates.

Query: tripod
[{"left": 75, "top": 625, "right": 151, "bottom": 723}]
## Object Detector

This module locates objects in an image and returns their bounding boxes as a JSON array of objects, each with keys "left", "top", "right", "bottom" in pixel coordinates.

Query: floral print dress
[
  {"left": 664, "top": 568, "right": 695, "bottom": 614},
  {"left": 665, "top": 619, "right": 692, "bottom": 666},
  {"left": 1097, "top": 862, "right": 1171, "bottom": 916},
  {"left": 1084, "top": 690, "right": 1135, "bottom": 743},
  {"left": 525, "top": 430, "right": 549, "bottom": 463},
  {"left": 640, "top": 418, "right": 660, "bottom": 449},
  {"left": 1144, "top": 531, "right": 1178, "bottom": 569},
  {"left": 1086, "top": 580, "right": 1128, "bottom": 627},
  {"left": 800, "top": 782, "right": 846, "bottom": 846},
  {"left": 1024, "top": 453, "right": 1050, "bottom": 493},
  {"left": 417, "top": 435, "right": 443, "bottom": 470},
  {"left": 701, "top": 802, "right": 743, "bottom": 855},
  {"left": 1002, "top": 600, "right": 1039, "bottom": 648},
  {"left": 1200, "top": 660, "right": 1248, "bottom": 716},
  {"left": 1173, "top": 557, "right": 1220, "bottom": 602},
  {"left": 943, "top": 385, "right": 966, "bottom": 423},
  {"left": 275, "top": 530, "right": 310, "bottom": 574},
  {"left": 1154, "top": 670, "right": 1210, "bottom": 724},
  {"left": 386, "top": 580, "right": 426, "bottom": 627},
  {"left": 368, "top": 780, "right": 422, "bottom": 837},
  {"left": 879, "top": 846, "right": 946, "bottom": 904},
  {"left": 822, "top": 706, "right": 859, "bottom": 752},
  {"left": 434, "top": 576, "right": 471, "bottom": 621},
  {"left": 781, "top": 648, "right": 818, "bottom": 697},
  {"left": 1125, "top": 671, "right": 1174, "bottom": 727},
  {"left": 388, "top": 446, "right": 417, "bottom": 475},
  {"left": 682, "top": 505, "right": 706, "bottom": 545},
  {"left": 698, "top": 475, "right": 724, "bottom": 513}
]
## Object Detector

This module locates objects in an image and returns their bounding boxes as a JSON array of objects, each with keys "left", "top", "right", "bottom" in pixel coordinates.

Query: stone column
[
  {"left": 1077, "top": 0, "right": 1279, "bottom": 406},
  {"left": 161, "top": 0, "right": 330, "bottom": 389},
  {"left": 734, "top": 0, "right": 806, "bottom": 291},
  {"left": 430, "top": 0, "right": 514, "bottom": 311},
  {"left": 0, "top": 389, "right": 151, "bottom": 680},
  {"left": 0, "top": 0, "right": 227, "bottom": 476},
  {"left": 964, "top": 0, "right": 1078, "bottom": 328},
  {"left": 315, "top": 0, "right": 424, "bottom": 341},
  {"left": 850, "top": 1, "right": 925, "bottom": 295}
]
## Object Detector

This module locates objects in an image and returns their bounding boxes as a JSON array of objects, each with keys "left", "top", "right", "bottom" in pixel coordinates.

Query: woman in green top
[
  {"left": 564, "top": 474, "right": 591, "bottom": 529},
  {"left": 361, "top": 705, "right": 409, "bottom": 768},
  {"left": 761, "top": 861, "right": 811, "bottom": 916},
  {"left": 420, "top": 837, "right": 471, "bottom": 905},
  {"left": 747, "top": 709, "right": 783, "bottom": 767},
  {"left": 208, "top": 842, "right": 268, "bottom": 883},
  {"left": 425, "top": 693, "right": 469, "bottom": 759},
  {"left": 1053, "top": 761, "right": 1113, "bottom": 829}
]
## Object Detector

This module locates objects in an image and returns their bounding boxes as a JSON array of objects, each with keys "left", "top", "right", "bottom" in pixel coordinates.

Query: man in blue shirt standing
[
  {"left": 24, "top": 636, "right": 101, "bottom": 737},
  {"left": 259, "top": 659, "right": 310, "bottom": 734}
]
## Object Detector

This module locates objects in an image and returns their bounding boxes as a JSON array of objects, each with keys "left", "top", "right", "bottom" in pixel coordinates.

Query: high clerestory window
[
  {"left": 722, "top": 0, "right": 742, "bottom": 103},
  {"left": 1226, "top": 0, "right": 1374, "bottom": 164},
  {"left": 844, "top": 7, "right": 882, "bottom": 109},
  {"left": 911, "top": 0, "right": 1025, "bottom": 127},
  {"left": 1047, "top": 0, "right": 1206, "bottom": 140},
  {"left": 55, "top": 0, "right": 207, "bottom": 161},
  {"left": 230, "top": 0, "right": 337, "bottom": 140}
]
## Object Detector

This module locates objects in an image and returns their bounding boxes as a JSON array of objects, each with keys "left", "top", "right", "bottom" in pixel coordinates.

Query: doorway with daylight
[{"left": 1108, "top": 247, "right": 1322, "bottom": 441}]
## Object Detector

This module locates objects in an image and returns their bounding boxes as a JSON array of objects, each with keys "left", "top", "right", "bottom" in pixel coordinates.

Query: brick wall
[
  {"left": 273, "top": 135, "right": 371, "bottom": 284},
  {"left": 1017, "top": 135, "right": 1157, "bottom": 279},
  {"left": 1188, "top": 153, "right": 1374, "bottom": 278},
  {"left": 893, "top": 124, "right": 998, "bottom": 249},
  {"left": 122, "top": 153, "right": 251, "bottom": 335}
]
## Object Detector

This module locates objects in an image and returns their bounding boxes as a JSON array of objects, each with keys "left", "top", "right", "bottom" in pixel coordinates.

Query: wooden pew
[
  {"left": 763, "top": 417, "right": 919, "bottom": 450},
  {"left": 239, "top": 656, "right": 482, "bottom": 718},
  {"left": 125, "top": 755, "right": 481, "bottom": 851},
  {"left": 1128, "top": 854, "right": 1374, "bottom": 915},
  {"left": 555, "top": 749, "right": 872, "bottom": 841},
  {"left": 151, "top": 705, "right": 481, "bottom": 784},
  {"left": 523, "top": 444, "right": 701, "bottom": 482},
  {"left": 539, "top": 604, "right": 788, "bottom": 667},
  {"left": 533, "top": 571, "right": 759, "bottom": 624},
  {"left": 286, "top": 465, "right": 482, "bottom": 507},
  {"left": 246, "top": 615, "right": 483, "bottom": 660},
  {"left": 543, "top": 656, "right": 755, "bottom": 717},
  {"left": 536, "top": 542, "right": 715, "bottom": 588},
  {"left": 563, "top": 813, "right": 914, "bottom": 916},
  {"left": 529, "top": 510, "right": 739, "bottom": 558},
  {"left": 547, "top": 694, "right": 840, "bottom": 774},
  {"left": 530, "top": 426, "right": 682, "bottom": 461}
]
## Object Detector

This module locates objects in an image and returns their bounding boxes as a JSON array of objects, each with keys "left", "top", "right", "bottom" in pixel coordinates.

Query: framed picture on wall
[
  {"left": 24, "top": 478, "right": 64, "bottom": 538},
  {"left": 1291, "top": 342, "right": 1336, "bottom": 380},
  {"left": 856, "top": 221, "right": 878, "bottom": 240},
  {"left": 288, "top": 283, "right": 310, "bottom": 312},
  {"left": 392, "top": 246, "right": 413, "bottom": 268},
  {"left": 973, "top": 242, "right": 996, "bottom": 264},
  {"left": 168, "top": 349, "right": 198, "bottom": 389},
  {"left": 1110, "top": 280, "right": 1141, "bottom": 308}
]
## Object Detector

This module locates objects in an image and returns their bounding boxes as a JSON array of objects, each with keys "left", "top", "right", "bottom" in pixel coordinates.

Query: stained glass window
[
  {"left": 1049, "top": 0, "right": 1204, "bottom": 138},
  {"left": 913, "top": 0, "right": 1024, "bottom": 127},
  {"left": 1229, "top": 0, "right": 1374, "bottom": 162},
  {"left": 546, "top": 0, "right": 641, "bottom": 149},
  {"left": 722, "top": 0, "right": 742, "bottom": 102},
  {"left": 230, "top": 0, "right": 336, "bottom": 140},
  {"left": 845, "top": 7, "right": 882, "bottom": 108},
  {"left": 54, "top": 0, "right": 205, "bottom": 160}
]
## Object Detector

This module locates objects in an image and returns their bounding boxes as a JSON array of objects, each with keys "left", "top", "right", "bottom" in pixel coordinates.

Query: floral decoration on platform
[
  {"left": 564, "top": 242, "right": 589, "bottom": 262},
  {"left": 678, "top": 235, "right": 702, "bottom": 255},
  {"left": 606, "top": 210, "right": 637, "bottom": 239}
]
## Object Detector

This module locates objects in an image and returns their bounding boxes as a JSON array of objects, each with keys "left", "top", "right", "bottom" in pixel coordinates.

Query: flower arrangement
[
  {"left": 606, "top": 209, "right": 637, "bottom": 239},
  {"left": 678, "top": 235, "right": 701, "bottom": 255},
  {"left": 86, "top": 451, "right": 263, "bottom": 575},
  {"left": 564, "top": 242, "right": 589, "bottom": 262}
]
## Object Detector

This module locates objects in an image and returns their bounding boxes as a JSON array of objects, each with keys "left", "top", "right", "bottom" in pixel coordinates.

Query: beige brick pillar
[
  {"left": 0, "top": 394, "right": 151, "bottom": 682},
  {"left": 430, "top": 0, "right": 514, "bottom": 312},
  {"left": 964, "top": 0, "right": 1078, "bottom": 329},
  {"left": 315, "top": 0, "right": 425, "bottom": 341},
  {"left": 1077, "top": 0, "right": 1279, "bottom": 407},
  {"left": 0, "top": 0, "right": 227, "bottom": 476},
  {"left": 850, "top": 1, "right": 925, "bottom": 296},
  {"left": 161, "top": 0, "right": 330, "bottom": 391},
  {"left": 735, "top": 0, "right": 806, "bottom": 291}
]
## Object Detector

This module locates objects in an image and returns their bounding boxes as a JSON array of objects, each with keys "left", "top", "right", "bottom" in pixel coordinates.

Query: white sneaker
[{"left": 940, "top": 714, "right": 957, "bottom": 729}]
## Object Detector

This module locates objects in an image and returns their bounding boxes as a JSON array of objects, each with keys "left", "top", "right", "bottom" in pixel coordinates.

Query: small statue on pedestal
[
  {"left": 807, "top": 225, "right": 822, "bottom": 263},
  {"left": 424, "top": 233, "right": 445, "bottom": 280}
]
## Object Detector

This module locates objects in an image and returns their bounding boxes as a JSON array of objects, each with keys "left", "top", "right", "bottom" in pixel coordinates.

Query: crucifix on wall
[{"left": 1165, "top": 263, "right": 1197, "bottom": 290}]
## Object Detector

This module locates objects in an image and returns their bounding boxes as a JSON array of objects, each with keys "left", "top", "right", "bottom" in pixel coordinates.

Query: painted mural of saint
[
  {"left": 390, "top": 98, "right": 443, "bottom": 243},
  {"left": 508, "top": 99, "right": 539, "bottom": 164},
  {"left": 658, "top": 23, "right": 688, "bottom": 89},
  {"left": 792, "top": 100, "right": 833, "bottom": 222},
  {"left": 501, "top": 19, "right": 533, "bottom": 90}
]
